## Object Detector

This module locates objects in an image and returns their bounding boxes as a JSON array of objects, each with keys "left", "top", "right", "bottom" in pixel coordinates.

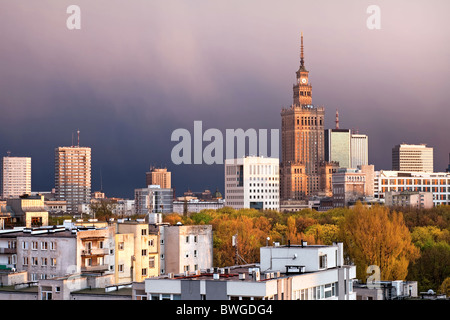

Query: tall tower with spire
[
  {"left": 280, "top": 33, "right": 332, "bottom": 201},
  {"left": 293, "top": 33, "right": 313, "bottom": 106}
]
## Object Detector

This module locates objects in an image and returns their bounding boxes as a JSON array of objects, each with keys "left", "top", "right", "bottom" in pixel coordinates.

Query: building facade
[
  {"left": 384, "top": 191, "right": 434, "bottom": 209},
  {"left": 325, "top": 129, "right": 351, "bottom": 169},
  {"left": 351, "top": 134, "right": 369, "bottom": 168},
  {"left": 114, "top": 220, "right": 159, "bottom": 283},
  {"left": 7, "top": 195, "right": 49, "bottom": 228},
  {"left": 134, "top": 186, "right": 173, "bottom": 215},
  {"left": 1, "top": 156, "right": 31, "bottom": 199},
  {"left": 145, "top": 167, "right": 171, "bottom": 189},
  {"left": 172, "top": 199, "right": 225, "bottom": 215},
  {"left": 225, "top": 156, "right": 279, "bottom": 211},
  {"left": 374, "top": 170, "right": 450, "bottom": 206},
  {"left": 160, "top": 224, "right": 213, "bottom": 276},
  {"left": 332, "top": 165, "right": 374, "bottom": 207},
  {"left": 392, "top": 144, "right": 433, "bottom": 172},
  {"left": 55, "top": 146, "right": 92, "bottom": 213}
]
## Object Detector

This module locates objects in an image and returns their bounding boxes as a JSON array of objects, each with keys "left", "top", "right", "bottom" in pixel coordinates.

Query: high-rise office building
[
  {"left": 392, "top": 144, "right": 433, "bottom": 172},
  {"left": 1, "top": 156, "right": 31, "bottom": 199},
  {"left": 225, "top": 156, "right": 279, "bottom": 211},
  {"left": 351, "top": 134, "right": 368, "bottom": 168},
  {"left": 55, "top": 140, "right": 91, "bottom": 213},
  {"left": 145, "top": 167, "right": 171, "bottom": 189},
  {"left": 324, "top": 129, "right": 351, "bottom": 169},
  {"left": 280, "top": 33, "right": 333, "bottom": 200}
]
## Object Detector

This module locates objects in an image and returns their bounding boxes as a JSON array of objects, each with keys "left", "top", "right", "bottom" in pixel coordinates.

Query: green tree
[{"left": 89, "top": 199, "right": 117, "bottom": 221}]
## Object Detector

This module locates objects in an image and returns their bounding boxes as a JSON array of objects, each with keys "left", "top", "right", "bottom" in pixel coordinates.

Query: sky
[{"left": 0, "top": 0, "right": 449, "bottom": 199}]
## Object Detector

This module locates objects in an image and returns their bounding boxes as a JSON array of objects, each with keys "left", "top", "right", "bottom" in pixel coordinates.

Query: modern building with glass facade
[{"left": 134, "top": 185, "right": 173, "bottom": 215}]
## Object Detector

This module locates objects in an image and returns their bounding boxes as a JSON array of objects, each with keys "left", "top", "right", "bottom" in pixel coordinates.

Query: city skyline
[{"left": 0, "top": 1, "right": 449, "bottom": 199}]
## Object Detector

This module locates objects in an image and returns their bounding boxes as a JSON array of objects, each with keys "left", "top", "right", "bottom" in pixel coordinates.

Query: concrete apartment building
[
  {"left": 137, "top": 242, "right": 356, "bottom": 300},
  {"left": 1, "top": 156, "right": 31, "bottom": 199},
  {"left": 55, "top": 145, "right": 92, "bottom": 213},
  {"left": 374, "top": 170, "right": 450, "bottom": 206},
  {"left": 114, "top": 219, "right": 159, "bottom": 283},
  {"left": 392, "top": 144, "right": 433, "bottom": 172},
  {"left": 225, "top": 156, "right": 280, "bottom": 211},
  {"left": 149, "top": 220, "right": 213, "bottom": 275},
  {"left": 145, "top": 167, "right": 171, "bottom": 189}
]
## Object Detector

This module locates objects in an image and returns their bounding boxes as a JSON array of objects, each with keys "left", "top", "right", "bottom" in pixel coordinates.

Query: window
[
  {"left": 41, "top": 242, "right": 48, "bottom": 250},
  {"left": 118, "top": 264, "right": 124, "bottom": 272},
  {"left": 51, "top": 258, "right": 57, "bottom": 267},
  {"left": 142, "top": 249, "right": 147, "bottom": 256},
  {"left": 32, "top": 241, "right": 38, "bottom": 250},
  {"left": 22, "top": 242, "right": 28, "bottom": 250},
  {"left": 41, "top": 258, "right": 48, "bottom": 266},
  {"left": 50, "top": 242, "right": 56, "bottom": 250},
  {"left": 185, "top": 236, "right": 189, "bottom": 243},
  {"left": 142, "top": 229, "right": 147, "bottom": 236},
  {"left": 319, "top": 255, "right": 327, "bottom": 269},
  {"left": 118, "top": 242, "right": 124, "bottom": 250},
  {"left": 142, "top": 268, "right": 147, "bottom": 276},
  {"left": 149, "top": 256, "right": 155, "bottom": 268}
]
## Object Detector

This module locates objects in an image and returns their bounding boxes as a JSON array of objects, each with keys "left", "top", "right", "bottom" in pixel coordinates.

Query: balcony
[
  {"left": 0, "top": 248, "right": 16, "bottom": 254},
  {"left": 81, "top": 248, "right": 109, "bottom": 256},
  {"left": 81, "top": 264, "right": 109, "bottom": 272}
]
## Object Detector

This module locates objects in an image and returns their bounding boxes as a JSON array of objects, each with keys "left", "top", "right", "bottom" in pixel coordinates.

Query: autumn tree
[{"left": 340, "top": 202, "right": 419, "bottom": 282}]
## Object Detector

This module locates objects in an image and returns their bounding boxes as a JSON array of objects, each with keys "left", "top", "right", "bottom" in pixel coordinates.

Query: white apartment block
[
  {"left": 138, "top": 242, "right": 356, "bottom": 300},
  {"left": 374, "top": 170, "right": 450, "bottom": 206},
  {"left": 392, "top": 144, "right": 433, "bottom": 172},
  {"left": 2, "top": 156, "right": 31, "bottom": 199},
  {"left": 225, "top": 156, "right": 279, "bottom": 211}
]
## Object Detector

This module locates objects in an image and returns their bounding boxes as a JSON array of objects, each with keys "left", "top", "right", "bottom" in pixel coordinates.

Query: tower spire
[{"left": 300, "top": 32, "right": 305, "bottom": 69}]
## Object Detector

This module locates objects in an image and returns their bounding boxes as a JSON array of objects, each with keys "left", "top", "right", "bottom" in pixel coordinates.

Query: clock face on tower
[{"left": 301, "top": 78, "right": 307, "bottom": 84}]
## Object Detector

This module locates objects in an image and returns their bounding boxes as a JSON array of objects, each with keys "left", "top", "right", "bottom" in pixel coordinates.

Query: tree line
[{"left": 164, "top": 203, "right": 450, "bottom": 295}]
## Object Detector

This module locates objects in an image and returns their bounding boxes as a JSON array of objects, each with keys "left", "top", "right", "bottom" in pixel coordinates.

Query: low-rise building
[
  {"left": 172, "top": 199, "right": 225, "bottom": 215},
  {"left": 353, "top": 280, "right": 418, "bottom": 300},
  {"left": 136, "top": 242, "right": 356, "bottom": 300},
  {"left": 384, "top": 191, "right": 434, "bottom": 209},
  {"left": 374, "top": 170, "right": 450, "bottom": 206},
  {"left": 6, "top": 195, "right": 49, "bottom": 228},
  {"left": 332, "top": 165, "right": 374, "bottom": 207}
]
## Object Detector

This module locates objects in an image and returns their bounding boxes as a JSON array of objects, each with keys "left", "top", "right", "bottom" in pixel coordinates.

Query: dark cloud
[{"left": 0, "top": 1, "right": 449, "bottom": 199}]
